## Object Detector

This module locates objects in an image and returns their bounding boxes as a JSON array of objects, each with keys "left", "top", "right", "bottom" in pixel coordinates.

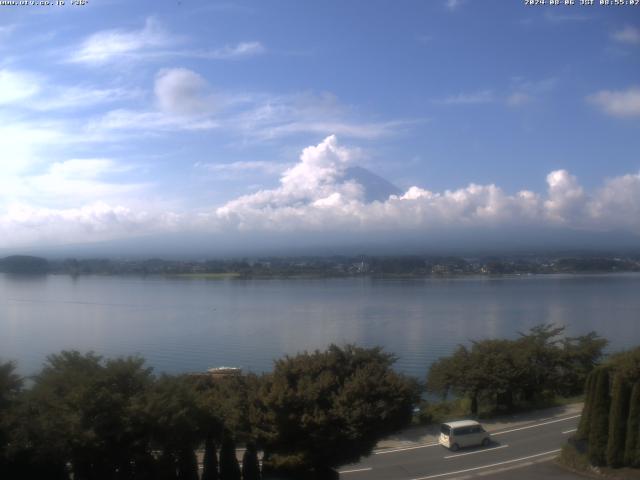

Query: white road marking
[
  {"left": 443, "top": 444, "right": 509, "bottom": 459},
  {"left": 338, "top": 467, "right": 373, "bottom": 474},
  {"left": 562, "top": 428, "right": 578, "bottom": 434},
  {"left": 491, "top": 415, "right": 580, "bottom": 436},
  {"left": 374, "top": 442, "right": 440, "bottom": 455},
  {"left": 410, "top": 449, "right": 561, "bottom": 480}
]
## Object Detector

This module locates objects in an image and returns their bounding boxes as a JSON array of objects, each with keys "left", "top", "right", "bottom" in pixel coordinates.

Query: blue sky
[{"left": 0, "top": 0, "right": 639, "bottom": 252}]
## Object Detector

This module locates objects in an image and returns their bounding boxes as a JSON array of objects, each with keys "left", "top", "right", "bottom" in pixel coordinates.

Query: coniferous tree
[
  {"left": 588, "top": 368, "right": 611, "bottom": 466},
  {"left": 624, "top": 382, "right": 640, "bottom": 467},
  {"left": 202, "top": 435, "right": 219, "bottom": 480},
  {"left": 606, "top": 374, "right": 631, "bottom": 467},
  {"left": 219, "top": 435, "right": 241, "bottom": 480},
  {"left": 242, "top": 443, "right": 260, "bottom": 480},
  {"left": 177, "top": 448, "right": 199, "bottom": 480},
  {"left": 577, "top": 371, "right": 596, "bottom": 440}
]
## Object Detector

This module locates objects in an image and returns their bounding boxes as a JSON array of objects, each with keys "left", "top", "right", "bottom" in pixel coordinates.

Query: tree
[
  {"left": 624, "top": 382, "right": 640, "bottom": 467},
  {"left": 516, "top": 324, "right": 565, "bottom": 400},
  {"left": 255, "top": 345, "right": 419, "bottom": 474},
  {"left": 588, "top": 368, "right": 611, "bottom": 466},
  {"left": 202, "top": 435, "right": 219, "bottom": 480},
  {"left": 242, "top": 442, "right": 261, "bottom": 480},
  {"left": 219, "top": 435, "right": 241, "bottom": 480},
  {"left": 143, "top": 375, "right": 209, "bottom": 478},
  {"left": 606, "top": 374, "right": 631, "bottom": 467},
  {"left": 560, "top": 332, "right": 608, "bottom": 396},
  {"left": 19, "top": 351, "right": 155, "bottom": 479},
  {"left": 577, "top": 370, "right": 596, "bottom": 440},
  {"left": 0, "top": 362, "right": 23, "bottom": 477}
]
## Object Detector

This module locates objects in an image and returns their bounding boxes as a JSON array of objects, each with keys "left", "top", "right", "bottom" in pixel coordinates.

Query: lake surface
[{"left": 1, "top": 273, "right": 639, "bottom": 378}]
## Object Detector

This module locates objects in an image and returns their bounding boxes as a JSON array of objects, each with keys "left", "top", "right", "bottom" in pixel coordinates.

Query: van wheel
[
  {"left": 451, "top": 443, "right": 459, "bottom": 452},
  {"left": 482, "top": 438, "right": 490, "bottom": 446}
]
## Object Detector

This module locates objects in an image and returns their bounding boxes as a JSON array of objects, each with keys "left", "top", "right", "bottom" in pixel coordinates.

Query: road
[{"left": 339, "top": 413, "right": 581, "bottom": 480}]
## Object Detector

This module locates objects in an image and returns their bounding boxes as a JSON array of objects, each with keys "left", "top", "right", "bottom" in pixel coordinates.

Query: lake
[{"left": 1, "top": 273, "right": 639, "bottom": 378}]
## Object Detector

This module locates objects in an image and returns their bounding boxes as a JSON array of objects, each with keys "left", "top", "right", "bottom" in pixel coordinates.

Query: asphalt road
[{"left": 338, "top": 413, "right": 581, "bottom": 480}]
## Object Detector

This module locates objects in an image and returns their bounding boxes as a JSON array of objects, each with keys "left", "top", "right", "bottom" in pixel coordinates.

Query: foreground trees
[
  {"left": 0, "top": 345, "right": 418, "bottom": 479},
  {"left": 426, "top": 325, "right": 607, "bottom": 414}
]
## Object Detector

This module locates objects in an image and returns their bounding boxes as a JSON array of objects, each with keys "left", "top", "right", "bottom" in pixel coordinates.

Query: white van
[{"left": 439, "top": 420, "right": 491, "bottom": 451}]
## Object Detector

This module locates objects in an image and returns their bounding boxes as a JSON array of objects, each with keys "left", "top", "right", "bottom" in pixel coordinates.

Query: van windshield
[{"left": 440, "top": 425, "right": 451, "bottom": 436}]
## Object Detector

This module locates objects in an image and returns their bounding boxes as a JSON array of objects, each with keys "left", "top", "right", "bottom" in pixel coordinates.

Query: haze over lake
[{"left": 2, "top": 273, "right": 639, "bottom": 378}]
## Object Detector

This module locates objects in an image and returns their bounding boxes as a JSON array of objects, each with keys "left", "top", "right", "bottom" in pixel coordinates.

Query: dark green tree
[
  {"left": 219, "top": 435, "right": 241, "bottom": 480},
  {"left": 202, "top": 435, "right": 219, "bottom": 480},
  {"left": 177, "top": 447, "right": 199, "bottom": 480},
  {"left": 242, "top": 442, "right": 260, "bottom": 480},
  {"left": 560, "top": 332, "right": 608, "bottom": 396},
  {"left": 606, "top": 374, "right": 631, "bottom": 467},
  {"left": 577, "top": 370, "right": 596, "bottom": 440},
  {"left": 624, "top": 382, "right": 640, "bottom": 467},
  {"left": 588, "top": 368, "right": 611, "bottom": 466},
  {"left": 255, "top": 344, "right": 419, "bottom": 474}
]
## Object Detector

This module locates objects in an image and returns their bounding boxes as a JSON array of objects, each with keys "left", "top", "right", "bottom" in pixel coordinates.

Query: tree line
[
  {"left": 426, "top": 325, "right": 608, "bottom": 415},
  {"left": 0, "top": 345, "right": 419, "bottom": 480},
  {"left": 0, "top": 326, "right": 615, "bottom": 479}
]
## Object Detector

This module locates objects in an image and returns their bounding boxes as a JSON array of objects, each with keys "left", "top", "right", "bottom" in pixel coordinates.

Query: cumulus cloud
[
  {"left": 612, "top": 26, "right": 640, "bottom": 45},
  {"left": 154, "top": 68, "right": 215, "bottom": 116},
  {"left": 214, "top": 136, "right": 640, "bottom": 236},
  {"left": 0, "top": 202, "right": 179, "bottom": 247},
  {"left": 588, "top": 86, "right": 640, "bottom": 117},
  {"left": 3, "top": 136, "right": 640, "bottom": 249}
]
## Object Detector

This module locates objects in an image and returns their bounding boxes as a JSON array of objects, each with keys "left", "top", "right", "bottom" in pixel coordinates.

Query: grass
[
  {"left": 413, "top": 393, "right": 584, "bottom": 426},
  {"left": 557, "top": 442, "right": 640, "bottom": 479}
]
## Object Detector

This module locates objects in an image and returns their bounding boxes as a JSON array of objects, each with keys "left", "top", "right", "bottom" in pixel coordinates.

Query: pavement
[{"left": 338, "top": 403, "right": 585, "bottom": 480}]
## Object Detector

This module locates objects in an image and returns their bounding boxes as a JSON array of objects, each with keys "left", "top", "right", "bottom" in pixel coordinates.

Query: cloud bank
[{"left": 2, "top": 136, "right": 640, "bottom": 251}]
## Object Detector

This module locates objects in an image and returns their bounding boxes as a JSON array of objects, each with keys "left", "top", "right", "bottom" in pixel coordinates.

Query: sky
[{"left": 0, "top": 0, "right": 639, "bottom": 255}]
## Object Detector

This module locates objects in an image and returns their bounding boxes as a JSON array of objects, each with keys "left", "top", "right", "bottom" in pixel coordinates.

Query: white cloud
[
  {"left": 0, "top": 69, "right": 41, "bottom": 105},
  {"left": 214, "top": 136, "right": 640, "bottom": 235},
  {"left": 0, "top": 202, "right": 178, "bottom": 247},
  {"left": 588, "top": 87, "right": 640, "bottom": 117},
  {"left": 436, "top": 90, "right": 495, "bottom": 105},
  {"left": 506, "top": 92, "right": 531, "bottom": 107},
  {"left": 69, "top": 17, "right": 174, "bottom": 65},
  {"left": 3, "top": 136, "right": 640, "bottom": 248},
  {"left": 154, "top": 68, "right": 215, "bottom": 116},
  {"left": 196, "top": 160, "right": 286, "bottom": 176},
  {"left": 93, "top": 70, "right": 411, "bottom": 139},
  {"left": 445, "top": 0, "right": 464, "bottom": 10},
  {"left": 204, "top": 41, "right": 265, "bottom": 59},
  {"left": 33, "top": 86, "right": 140, "bottom": 111},
  {"left": 0, "top": 24, "right": 16, "bottom": 41},
  {"left": 612, "top": 26, "right": 640, "bottom": 45},
  {"left": 68, "top": 18, "right": 264, "bottom": 65}
]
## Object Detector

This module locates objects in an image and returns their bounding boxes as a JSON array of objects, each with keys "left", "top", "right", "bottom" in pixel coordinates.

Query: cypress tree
[
  {"left": 606, "top": 374, "right": 631, "bottom": 467},
  {"left": 176, "top": 448, "right": 199, "bottom": 480},
  {"left": 242, "top": 443, "right": 260, "bottom": 480},
  {"left": 588, "top": 368, "right": 611, "bottom": 466},
  {"left": 202, "top": 435, "right": 219, "bottom": 480},
  {"left": 624, "top": 382, "right": 640, "bottom": 467},
  {"left": 219, "top": 436, "right": 241, "bottom": 480},
  {"left": 577, "top": 371, "right": 596, "bottom": 440}
]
